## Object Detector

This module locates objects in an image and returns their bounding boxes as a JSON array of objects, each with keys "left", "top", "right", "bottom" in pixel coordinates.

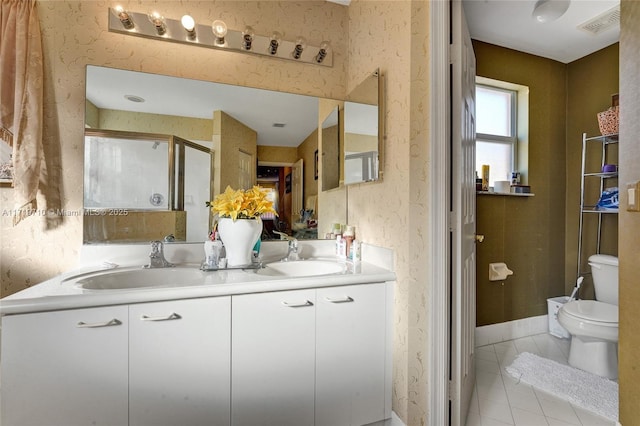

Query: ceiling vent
[
  {"left": 577, "top": 4, "right": 620, "bottom": 35},
  {"left": 272, "top": 123, "right": 286, "bottom": 128}
]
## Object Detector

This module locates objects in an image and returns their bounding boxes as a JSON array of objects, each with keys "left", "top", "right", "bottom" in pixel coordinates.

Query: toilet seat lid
[{"left": 563, "top": 300, "right": 618, "bottom": 323}]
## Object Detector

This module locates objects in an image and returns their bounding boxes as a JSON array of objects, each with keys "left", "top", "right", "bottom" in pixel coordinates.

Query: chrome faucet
[
  {"left": 284, "top": 237, "right": 300, "bottom": 262},
  {"left": 145, "top": 240, "right": 174, "bottom": 268}
]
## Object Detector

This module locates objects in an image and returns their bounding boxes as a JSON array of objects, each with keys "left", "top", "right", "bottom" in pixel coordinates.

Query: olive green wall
[
  {"left": 474, "top": 41, "right": 619, "bottom": 326},
  {"left": 565, "top": 45, "right": 619, "bottom": 300}
]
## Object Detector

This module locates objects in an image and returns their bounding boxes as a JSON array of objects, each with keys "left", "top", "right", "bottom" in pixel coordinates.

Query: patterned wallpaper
[{"left": 0, "top": 1, "right": 433, "bottom": 424}]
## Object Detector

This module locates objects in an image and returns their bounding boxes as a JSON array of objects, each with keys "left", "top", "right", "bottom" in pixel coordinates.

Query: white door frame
[{"left": 429, "top": 0, "right": 451, "bottom": 425}]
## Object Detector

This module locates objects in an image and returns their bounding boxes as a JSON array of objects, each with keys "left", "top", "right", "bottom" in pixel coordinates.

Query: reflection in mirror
[
  {"left": 343, "top": 70, "right": 383, "bottom": 185},
  {"left": 83, "top": 129, "right": 213, "bottom": 243},
  {"left": 321, "top": 106, "right": 340, "bottom": 191}
]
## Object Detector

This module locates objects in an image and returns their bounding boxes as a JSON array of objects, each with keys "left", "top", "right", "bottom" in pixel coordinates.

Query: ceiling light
[
  {"left": 292, "top": 36, "right": 306, "bottom": 60},
  {"left": 242, "top": 26, "right": 255, "bottom": 50},
  {"left": 124, "top": 94, "right": 145, "bottom": 103},
  {"left": 212, "top": 20, "right": 228, "bottom": 46},
  {"left": 147, "top": 11, "right": 167, "bottom": 35},
  {"left": 181, "top": 15, "right": 196, "bottom": 40},
  {"left": 532, "top": 0, "right": 570, "bottom": 23},
  {"left": 112, "top": 6, "right": 134, "bottom": 30},
  {"left": 268, "top": 31, "right": 281, "bottom": 55}
]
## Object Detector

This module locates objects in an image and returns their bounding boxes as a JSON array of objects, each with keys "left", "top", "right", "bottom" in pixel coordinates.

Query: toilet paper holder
[{"left": 489, "top": 262, "right": 513, "bottom": 281}]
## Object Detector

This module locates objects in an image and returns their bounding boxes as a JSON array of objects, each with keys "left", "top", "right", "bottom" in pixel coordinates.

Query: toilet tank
[{"left": 588, "top": 254, "right": 619, "bottom": 305}]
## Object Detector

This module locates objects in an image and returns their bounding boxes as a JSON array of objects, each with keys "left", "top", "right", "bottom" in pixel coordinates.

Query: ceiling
[{"left": 462, "top": 0, "right": 620, "bottom": 63}]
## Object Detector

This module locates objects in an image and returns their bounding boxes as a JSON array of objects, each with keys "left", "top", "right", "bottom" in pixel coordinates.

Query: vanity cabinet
[
  {"left": 1, "top": 298, "right": 231, "bottom": 426},
  {"left": 1, "top": 306, "right": 129, "bottom": 426},
  {"left": 129, "top": 297, "right": 231, "bottom": 426},
  {"left": 1, "top": 282, "right": 391, "bottom": 426},
  {"left": 232, "top": 283, "right": 390, "bottom": 426},
  {"left": 232, "top": 289, "right": 317, "bottom": 426}
]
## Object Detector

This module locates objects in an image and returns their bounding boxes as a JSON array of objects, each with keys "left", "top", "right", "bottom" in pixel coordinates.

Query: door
[
  {"left": 129, "top": 297, "right": 231, "bottom": 426},
  {"left": 315, "top": 284, "right": 387, "bottom": 426},
  {"left": 1, "top": 306, "right": 128, "bottom": 426},
  {"left": 238, "top": 149, "right": 254, "bottom": 189},
  {"left": 450, "top": 0, "right": 477, "bottom": 425},
  {"left": 232, "top": 289, "right": 316, "bottom": 426},
  {"left": 291, "top": 158, "right": 303, "bottom": 221}
]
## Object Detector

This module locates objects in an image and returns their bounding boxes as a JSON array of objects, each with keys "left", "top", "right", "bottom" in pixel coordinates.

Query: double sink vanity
[{"left": 0, "top": 240, "right": 395, "bottom": 426}]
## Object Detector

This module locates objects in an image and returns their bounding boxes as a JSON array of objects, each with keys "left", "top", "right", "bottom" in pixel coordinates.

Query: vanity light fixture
[
  {"left": 212, "top": 20, "right": 228, "bottom": 46},
  {"left": 315, "top": 41, "right": 330, "bottom": 63},
  {"left": 107, "top": 8, "right": 332, "bottom": 67},
  {"left": 292, "top": 36, "right": 306, "bottom": 59},
  {"left": 268, "top": 31, "right": 281, "bottom": 55},
  {"left": 242, "top": 26, "right": 255, "bottom": 50},
  {"left": 181, "top": 15, "right": 197, "bottom": 40},
  {"left": 147, "top": 11, "right": 167, "bottom": 35},
  {"left": 112, "top": 5, "right": 134, "bottom": 30}
]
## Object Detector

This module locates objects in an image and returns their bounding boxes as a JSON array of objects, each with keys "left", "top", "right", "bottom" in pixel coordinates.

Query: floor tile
[
  {"left": 511, "top": 407, "right": 550, "bottom": 426},
  {"left": 478, "top": 397, "right": 515, "bottom": 425},
  {"left": 538, "top": 397, "right": 581, "bottom": 425}
]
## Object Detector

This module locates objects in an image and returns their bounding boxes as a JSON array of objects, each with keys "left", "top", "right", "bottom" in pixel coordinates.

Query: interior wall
[
  {"left": 297, "top": 129, "right": 319, "bottom": 209},
  {"left": 618, "top": 0, "right": 640, "bottom": 421},
  {"left": 473, "top": 41, "right": 568, "bottom": 325},
  {"left": 565, "top": 44, "right": 619, "bottom": 298}
]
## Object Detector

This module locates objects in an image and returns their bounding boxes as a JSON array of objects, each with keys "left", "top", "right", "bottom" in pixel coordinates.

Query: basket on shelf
[{"left": 597, "top": 106, "right": 619, "bottom": 136}]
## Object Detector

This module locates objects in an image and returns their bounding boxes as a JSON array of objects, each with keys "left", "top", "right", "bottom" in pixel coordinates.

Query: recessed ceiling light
[{"left": 124, "top": 94, "right": 145, "bottom": 103}]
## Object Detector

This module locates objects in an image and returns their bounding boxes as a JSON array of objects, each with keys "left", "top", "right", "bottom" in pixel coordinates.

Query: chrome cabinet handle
[
  {"left": 325, "top": 296, "right": 354, "bottom": 304},
  {"left": 140, "top": 312, "right": 182, "bottom": 321},
  {"left": 282, "top": 300, "right": 314, "bottom": 308},
  {"left": 77, "top": 318, "right": 122, "bottom": 328}
]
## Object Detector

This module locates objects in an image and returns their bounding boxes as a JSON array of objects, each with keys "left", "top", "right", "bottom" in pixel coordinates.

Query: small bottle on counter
[
  {"left": 343, "top": 225, "right": 355, "bottom": 259},
  {"left": 350, "top": 239, "right": 361, "bottom": 264},
  {"left": 336, "top": 235, "right": 347, "bottom": 260}
]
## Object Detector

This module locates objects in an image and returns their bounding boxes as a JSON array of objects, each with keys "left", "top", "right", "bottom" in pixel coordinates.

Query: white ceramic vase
[{"left": 217, "top": 217, "right": 262, "bottom": 267}]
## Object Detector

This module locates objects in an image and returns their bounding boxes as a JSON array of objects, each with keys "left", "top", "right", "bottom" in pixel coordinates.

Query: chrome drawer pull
[
  {"left": 325, "top": 296, "right": 354, "bottom": 304},
  {"left": 282, "top": 300, "right": 314, "bottom": 308},
  {"left": 77, "top": 318, "right": 122, "bottom": 328},
  {"left": 140, "top": 312, "right": 182, "bottom": 321}
]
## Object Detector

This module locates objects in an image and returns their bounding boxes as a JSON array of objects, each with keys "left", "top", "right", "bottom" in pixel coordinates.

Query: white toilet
[{"left": 558, "top": 254, "right": 619, "bottom": 379}]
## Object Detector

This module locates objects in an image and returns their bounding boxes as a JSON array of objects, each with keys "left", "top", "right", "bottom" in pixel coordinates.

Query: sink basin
[
  {"left": 65, "top": 267, "right": 207, "bottom": 290},
  {"left": 256, "top": 259, "right": 346, "bottom": 277}
]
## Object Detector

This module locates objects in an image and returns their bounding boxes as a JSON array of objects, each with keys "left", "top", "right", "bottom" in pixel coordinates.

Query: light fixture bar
[{"left": 108, "top": 9, "right": 333, "bottom": 67}]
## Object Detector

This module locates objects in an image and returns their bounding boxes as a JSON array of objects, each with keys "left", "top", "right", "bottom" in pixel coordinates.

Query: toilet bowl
[
  {"left": 557, "top": 254, "right": 619, "bottom": 380},
  {"left": 557, "top": 300, "right": 618, "bottom": 379}
]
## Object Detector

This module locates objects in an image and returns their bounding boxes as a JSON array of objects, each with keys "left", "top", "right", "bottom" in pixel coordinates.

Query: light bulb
[
  {"left": 242, "top": 25, "right": 255, "bottom": 50},
  {"left": 268, "top": 31, "right": 282, "bottom": 55},
  {"left": 315, "top": 40, "right": 330, "bottom": 63},
  {"left": 112, "top": 5, "right": 134, "bottom": 30},
  {"left": 147, "top": 11, "right": 166, "bottom": 35},
  {"left": 181, "top": 15, "right": 196, "bottom": 40},
  {"left": 292, "top": 36, "right": 306, "bottom": 60},
  {"left": 212, "top": 19, "right": 228, "bottom": 45}
]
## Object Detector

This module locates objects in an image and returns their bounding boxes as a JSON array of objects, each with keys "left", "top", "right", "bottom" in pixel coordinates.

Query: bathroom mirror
[
  {"left": 343, "top": 70, "right": 382, "bottom": 184},
  {"left": 84, "top": 66, "right": 381, "bottom": 243}
]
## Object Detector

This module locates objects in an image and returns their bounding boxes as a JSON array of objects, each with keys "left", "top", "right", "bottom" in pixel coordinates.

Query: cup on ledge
[{"left": 494, "top": 180, "right": 511, "bottom": 194}]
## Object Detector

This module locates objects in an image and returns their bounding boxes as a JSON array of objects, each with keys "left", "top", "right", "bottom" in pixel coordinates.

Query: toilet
[{"left": 558, "top": 254, "right": 619, "bottom": 379}]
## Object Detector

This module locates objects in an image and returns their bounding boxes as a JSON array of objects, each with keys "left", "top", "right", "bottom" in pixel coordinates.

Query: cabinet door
[
  {"left": 232, "top": 289, "right": 316, "bottom": 426},
  {"left": 129, "top": 297, "right": 231, "bottom": 426},
  {"left": 1, "top": 306, "right": 128, "bottom": 426},
  {"left": 316, "top": 283, "right": 388, "bottom": 426}
]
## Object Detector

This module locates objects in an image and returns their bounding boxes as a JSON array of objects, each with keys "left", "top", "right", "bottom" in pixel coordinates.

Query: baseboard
[{"left": 475, "top": 315, "right": 548, "bottom": 347}]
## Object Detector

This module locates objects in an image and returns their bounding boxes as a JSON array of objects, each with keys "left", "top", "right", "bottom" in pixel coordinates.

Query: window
[{"left": 476, "top": 84, "right": 517, "bottom": 187}]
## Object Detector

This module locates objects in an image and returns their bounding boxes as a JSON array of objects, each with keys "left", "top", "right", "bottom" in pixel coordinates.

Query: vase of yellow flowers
[{"left": 207, "top": 186, "right": 277, "bottom": 267}]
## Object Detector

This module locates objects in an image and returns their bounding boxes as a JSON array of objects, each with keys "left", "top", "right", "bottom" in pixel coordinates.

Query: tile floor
[{"left": 465, "top": 333, "right": 617, "bottom": 426}]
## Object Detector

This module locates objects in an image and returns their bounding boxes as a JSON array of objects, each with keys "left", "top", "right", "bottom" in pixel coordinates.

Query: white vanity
[{"left": 0, "top": 241, "right": 395, "bottom": 426}]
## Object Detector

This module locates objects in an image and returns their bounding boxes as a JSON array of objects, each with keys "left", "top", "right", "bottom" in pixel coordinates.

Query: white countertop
[{"left": 0, "top": 240, "right": 395, "bottom": 315}]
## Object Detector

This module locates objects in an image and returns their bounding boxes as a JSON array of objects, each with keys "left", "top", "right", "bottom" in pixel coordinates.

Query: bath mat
[{"left": 505, "top": 352, "right": 618, "bottom": 421}]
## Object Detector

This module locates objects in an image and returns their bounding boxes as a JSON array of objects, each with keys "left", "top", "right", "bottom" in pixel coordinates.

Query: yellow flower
[{"left": 207, "top": 185, "right": 277, "bottom": 221}]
